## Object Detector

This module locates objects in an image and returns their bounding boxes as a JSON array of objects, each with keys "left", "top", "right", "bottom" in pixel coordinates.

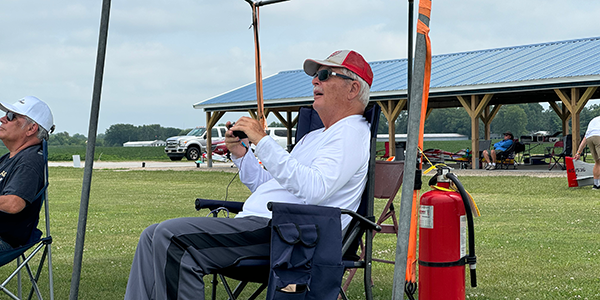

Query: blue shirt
[{"left": 494, "top": 139, "right": 513, "bottom": 152}]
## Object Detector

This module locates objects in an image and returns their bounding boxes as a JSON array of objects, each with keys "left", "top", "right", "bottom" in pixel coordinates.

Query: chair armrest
[
  {"left": 195, "top": 198, "right": 244, "bottom": 214},
  {"left": 341, "top": 209, "right": 382, "bottom": 232},
  {"left": 265, "top": 202, "right": 381, "bottom": 232}
]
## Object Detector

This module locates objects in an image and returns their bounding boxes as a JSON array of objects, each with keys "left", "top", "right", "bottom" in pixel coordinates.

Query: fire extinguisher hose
[{"left": 445, "top": 172, "right": 477, "bottom": 288}]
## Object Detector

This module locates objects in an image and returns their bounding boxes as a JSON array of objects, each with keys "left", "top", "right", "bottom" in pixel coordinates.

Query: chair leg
[
  {"left": 363, "top": 231, "right": 374, "bottom": 300},
  {"left": 27, "top": 247, "right": 48, "bottom": 300},
  {"left": 210, "top": 274, "right": 218, "bottom": 300},
  {"left": 17, "top": 257, "right": 22, "bottom": 300},
  {"left": 230, "top": 280, "right": 248, "bottom": 300},
  {"left": 247, "top": 283, "right": 267, "bottom": 300},
  {"left": 46, "top": 244, "right": 54, "bottom": 300},
  {"left": 339, "top": 286, "right": 350, "bottom": 300},
  {"left": 218, "top": 274, "right": 238, "bottom": 300},
  {"left": 24, "top": 262, "right": 43, "bottom": 300}
]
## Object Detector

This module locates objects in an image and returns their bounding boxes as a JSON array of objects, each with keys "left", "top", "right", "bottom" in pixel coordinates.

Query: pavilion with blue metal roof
[{"left": 194, "top": 36, "right": 600, "bottom": 168}]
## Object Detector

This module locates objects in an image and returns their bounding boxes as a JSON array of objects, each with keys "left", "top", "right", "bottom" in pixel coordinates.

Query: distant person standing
[
  {"left": 483, "top": 131, "right": 514, "bottom": 170},
  {"left": 574, "top": 116, "right": 600, "bottom": 189}
]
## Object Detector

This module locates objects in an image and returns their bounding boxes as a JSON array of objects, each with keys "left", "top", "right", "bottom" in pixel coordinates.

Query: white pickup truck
[
  {"left": 164, "top": 126, "right": 227, "bottom": 161},
  {"left": 165, "top": 126, "right": 296, "bottom": 161}
]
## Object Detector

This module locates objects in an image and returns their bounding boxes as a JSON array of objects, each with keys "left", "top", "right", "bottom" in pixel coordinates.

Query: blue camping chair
[
  {"left": 195, "top": 104, "right": 381, "bottom": 300},
  {"left": 0, "top": 140, "right": 54, "bottom": 300}
]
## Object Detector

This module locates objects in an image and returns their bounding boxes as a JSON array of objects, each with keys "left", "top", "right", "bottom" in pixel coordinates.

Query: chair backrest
[
  {"left": 373, "top": 161, "right": 404, "bottom": 201},
  {"left": 295, "top": 107, "right": 324, "bottom": 142},
  {"left": 340, "top": 104, "right": 381, "bottom": 260},
  {"left": 514, "top": 140, "right": 525, "bottom": 153},
  {"left": 478, "top": 140, "right": 491, "bottom": 152},
  {"left": 554, "top": 140, "right": 564, "bottom": 148},
  {"left": 355, "top": 104, "right": 381, "bottom": 218},
  {"left": 563, "top": 134, "right": 573, "bottom": 154},
  {"left": 505, "top": 139, "right": 518, "bottom": 153}
]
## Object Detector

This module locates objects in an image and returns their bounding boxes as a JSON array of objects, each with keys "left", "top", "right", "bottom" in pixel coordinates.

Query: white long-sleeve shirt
[{"left": 233, "top": 114, "right": 370, "bottom": 228}]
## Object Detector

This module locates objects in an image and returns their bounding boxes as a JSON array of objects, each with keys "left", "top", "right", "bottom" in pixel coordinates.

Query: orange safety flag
[{"left": 405, "top": 0, "right": 432, "bottom": 288}]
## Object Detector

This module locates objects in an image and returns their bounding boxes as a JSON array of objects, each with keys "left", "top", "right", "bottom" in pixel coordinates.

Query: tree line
[
  {"left": 377, "top": 103, "right": 600, "bottom": 139},
  {"left": 43, "top": 103, "right": 600, "bottom": 146},
  {"left": 47, "top": 124, "right": 189, "bottom": 147}
]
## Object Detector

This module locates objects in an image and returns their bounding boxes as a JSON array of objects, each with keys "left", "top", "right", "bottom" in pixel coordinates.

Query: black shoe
[{"left": 593, "top": 185, "right": 600, "bottom": 190}]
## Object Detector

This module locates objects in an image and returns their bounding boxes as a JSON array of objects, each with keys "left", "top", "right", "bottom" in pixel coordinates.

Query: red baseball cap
[{"left": 303, "top": 50, "right": 373, "bottom": 86}]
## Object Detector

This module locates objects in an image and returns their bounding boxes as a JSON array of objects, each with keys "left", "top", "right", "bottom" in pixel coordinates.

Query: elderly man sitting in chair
[
  {"left": 125, "top": 50, "right": 374, "bottom": 300},
  {"left": 0, "top": 96, "right": 54, "bottom": 252},
  {"left": 483, "top": 131, "right": 514, "bottom": 170}
]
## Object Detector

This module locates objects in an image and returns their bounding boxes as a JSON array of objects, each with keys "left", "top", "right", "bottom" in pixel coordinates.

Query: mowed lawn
[{"left": 1, "top": 167, "right": 599, "bottom": 300}]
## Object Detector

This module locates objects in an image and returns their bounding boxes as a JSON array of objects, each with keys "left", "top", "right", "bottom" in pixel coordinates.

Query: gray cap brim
[{"left": 303, "top": 59, "right": 345, "bottom": 76}]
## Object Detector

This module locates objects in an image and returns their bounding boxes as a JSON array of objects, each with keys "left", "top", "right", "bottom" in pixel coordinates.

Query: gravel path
[{"left": 49, "top": 161, "right": 567, "bottom": 177}]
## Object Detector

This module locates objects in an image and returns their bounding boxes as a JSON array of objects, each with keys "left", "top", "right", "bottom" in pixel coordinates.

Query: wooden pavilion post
[
  {"left": 554, "top": 86, "right": 598, "bottom": 156},
  {"left": 480, "top": 104, "right": 502, "bottom": 140},
  {"left": 271, "top": 109, "right": 298, "bottom": 147},
  {"left": 205, "top": 111, "right": 225, "bottom": 168},
  {"left": 549, "top": 100, "right": 571, "bottom": 137},
  {"left": 377, "top": 99, "right": 406, "bottom": 157},
  {"left": 457, "top": 94, "right": 493, "bottom": 169}
]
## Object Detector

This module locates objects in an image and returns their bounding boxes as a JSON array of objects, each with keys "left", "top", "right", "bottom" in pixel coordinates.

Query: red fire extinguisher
[{"left": 418, "top": 167, "right": 477, "bottom": 300}]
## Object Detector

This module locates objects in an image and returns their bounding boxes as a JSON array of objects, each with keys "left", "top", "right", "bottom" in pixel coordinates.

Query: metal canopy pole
[
  {"left": 69, "top": 0, "right": 111, "bottom": 299},
  {"left": 392, "top": 0, "right": 432, "bottom": 299},
  {"left": 205, "top": 0, "right": 289, "bottom": 167},
  {"left": 407, "top": 0, "right": 414, "bottom": 106},
  {"left": 243, "top": 0, "right": 289, "bottom": 128}
]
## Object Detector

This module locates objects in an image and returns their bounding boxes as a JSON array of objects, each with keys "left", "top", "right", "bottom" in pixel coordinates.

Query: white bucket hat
[{"left": 0, "top": 96, "right": 55, "bottom": 132}]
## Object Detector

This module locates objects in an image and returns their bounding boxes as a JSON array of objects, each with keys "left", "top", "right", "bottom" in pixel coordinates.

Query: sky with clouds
[{"left": 1, "top": 0, "right": 599, "bottom": 136}]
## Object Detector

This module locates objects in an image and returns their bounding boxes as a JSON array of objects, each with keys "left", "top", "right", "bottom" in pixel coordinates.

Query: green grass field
[
  {"left": 1, "top": 140, "right": 587, "bottom": 164},
  {"left": 2, "top": 167, "right": 599, "bottom": 299}
]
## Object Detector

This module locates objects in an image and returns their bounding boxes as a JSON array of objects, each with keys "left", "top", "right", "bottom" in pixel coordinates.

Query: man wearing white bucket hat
[{"left": 0, "top": 96, "right": 54, "bottom": 251}]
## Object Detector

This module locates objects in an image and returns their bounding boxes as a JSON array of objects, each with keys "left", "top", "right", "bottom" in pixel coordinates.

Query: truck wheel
[
  {"left": 186, "top": 146, "right": 201, "bottom": 161},
  {"left": 169, "top": 157, "right": 183, "bottom": 161}
]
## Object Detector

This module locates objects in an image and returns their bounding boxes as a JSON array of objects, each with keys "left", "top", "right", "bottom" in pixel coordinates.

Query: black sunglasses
[
  {"left": 5, "top": 111, "right": 18, "bottom": 122},
  {"left": 314, "top": 69, "right": 354, "bottom": 82}
]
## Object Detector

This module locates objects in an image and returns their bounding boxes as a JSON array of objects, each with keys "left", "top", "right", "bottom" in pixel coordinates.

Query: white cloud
[{"left": 1, "top": 0, "right": 599, "bottom": 135}]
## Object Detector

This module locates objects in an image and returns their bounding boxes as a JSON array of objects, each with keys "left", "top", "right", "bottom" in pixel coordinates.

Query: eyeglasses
[
  {"left": 314, "top": 69, "right": 354, "bottom": 82},
  {"left": 5, "top": 111, "right": 18, "bottom": 122}
]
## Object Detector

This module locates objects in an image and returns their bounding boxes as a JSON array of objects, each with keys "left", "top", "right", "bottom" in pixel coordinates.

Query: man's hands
[{"left": 225, "top": 117, "right": 268, "bottom": 158}]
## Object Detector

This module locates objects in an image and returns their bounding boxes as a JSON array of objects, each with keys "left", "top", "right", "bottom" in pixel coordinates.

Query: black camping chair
[
  {"left": 195, "top": 104, "right": 381, "bottom": 300},
  {"left": 549, "top": 134, "right": 572, "bottom": 171},
  {"left": 1, "top": 140, "right": 54, "bottom": 300},
  {"left": 496, "top": 139, "right": 519, "bottom": 169}
]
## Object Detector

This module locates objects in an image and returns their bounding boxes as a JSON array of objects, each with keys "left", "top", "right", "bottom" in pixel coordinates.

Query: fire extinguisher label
[
  {"left": 419, "top": 205, "right": 434, "bottom": 229},
  {"left": 460, "top": 215, "right": 467, "bottom": 258}
]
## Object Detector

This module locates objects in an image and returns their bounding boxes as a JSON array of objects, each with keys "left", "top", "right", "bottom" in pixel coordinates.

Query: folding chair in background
[
  {"left": 549, "top": 134, "right": 572, "bottom": 170},
  {"left": 342, "top": 160, "right": 404, "bottom": 292},
  {"left": 0, "top": 140, "right": 54, "bottom": 300},
  {"left": 195, "top": 104, "right": 382, "bottom": 300}
]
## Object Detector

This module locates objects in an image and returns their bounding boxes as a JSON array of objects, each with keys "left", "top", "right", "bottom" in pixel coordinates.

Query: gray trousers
[{"left": 124, "top": 216, "right": 271, "bottom": 300}]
